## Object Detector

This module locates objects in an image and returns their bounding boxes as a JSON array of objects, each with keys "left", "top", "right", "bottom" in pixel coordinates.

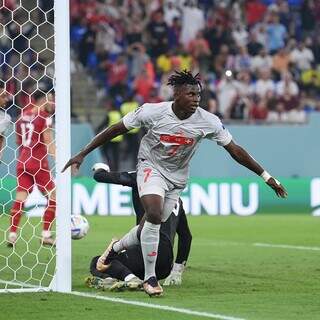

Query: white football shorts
[{"left": 136, "top": 159, "right": 183, "bottom": 222}]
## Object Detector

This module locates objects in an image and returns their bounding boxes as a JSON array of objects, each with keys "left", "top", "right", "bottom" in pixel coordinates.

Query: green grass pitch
[{"left": 1, "top": 214, "right": 320, "bottom": 320}]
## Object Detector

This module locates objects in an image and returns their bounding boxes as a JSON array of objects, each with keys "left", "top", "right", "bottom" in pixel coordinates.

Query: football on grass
[{"left": 71, "top": 215, "right": 89, "bottom": 240}]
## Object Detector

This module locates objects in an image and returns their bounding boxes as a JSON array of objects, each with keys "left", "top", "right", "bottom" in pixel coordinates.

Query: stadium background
[{"left": 0, "top": 0, "right": 319, "bottom": 216}]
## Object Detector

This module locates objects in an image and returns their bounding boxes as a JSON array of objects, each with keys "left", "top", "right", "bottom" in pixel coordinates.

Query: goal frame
[
  {"left": 0, "top": 0, "right": 71, "bottom": 294},
  {"left": 52, "top": 0, "right": 71, "bottom": 293}
]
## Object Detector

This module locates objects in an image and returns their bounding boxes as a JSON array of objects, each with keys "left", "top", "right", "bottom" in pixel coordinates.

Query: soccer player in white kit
[{"left": 63, "top": 70, "right": 288, "bottom": 296}]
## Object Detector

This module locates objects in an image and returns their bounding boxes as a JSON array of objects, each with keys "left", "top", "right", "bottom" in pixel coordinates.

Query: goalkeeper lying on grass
[{"left": 85, "top": 163, "right": 192, "bottom": 291}]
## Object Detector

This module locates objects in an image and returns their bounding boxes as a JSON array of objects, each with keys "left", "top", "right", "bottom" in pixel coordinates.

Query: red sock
[
  {"left": 43, "top": 199, "right": 56, "bottom": 231},
  {"left": 10, "top": 201, "right": 24, "bottom": 233}
]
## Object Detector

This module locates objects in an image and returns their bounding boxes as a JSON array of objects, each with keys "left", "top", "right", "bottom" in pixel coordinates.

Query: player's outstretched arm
[
  {"left": 62, "top": 121, "right": 128, "bottom": 172},
  {"left": 224, "top": 140, "right": 288, "bottom": 198}
]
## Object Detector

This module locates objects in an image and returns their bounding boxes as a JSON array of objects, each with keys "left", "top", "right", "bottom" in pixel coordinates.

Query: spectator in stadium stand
[
  {"left": 180, "top": 0, "right": 205, "bottom": 48},
  {"left": 106, "top": 54, "right": 128, "bottom": 99},
  {"left": 246, "top": 31, "right": 264, "bottom": 57},
  {"left": 300, "top": 0, "right": 317, "bottom": 37},
  {"left": 213, "top": 45, "right": 234, "bottom": 78},
  {"left": 188, "top": 30, "right": 211, "bottom": 74},
  {"left": 226, "top": 90, "right": 251, "bottom": 121},
  {"left": 276, "top": 72, "right": 299, "bottom": 98},
  {"left": 267, "top": 101, "right": 289, "bottom": 123},
  {"left": 232, "top": 24, "right": 249, "bottom": 48},
  {"left": 199, "top": 78, "right": 216, "bottom": 111},
  {"left": 127, "top": 43, "right": 150, "bottom": 81},
  {"left": 133, "top": 69, "right": 154, "bottom": 103},
  {"left": 207, "top": 97, "right": 223, "bottom": 119},
  {"left": 235, "top": 71, "right": 252, "bottom": 99},
  {"left": 245, "top": 0, "right": 267, "bottom": 27},
  {"left": 96, "top": 100, "right": 123, "bottom": 171},
  {"left": 147, "top": 9, "right": 169, "bottom": 59},
  {"left": 253, "top": 23, "right": 268, "bottom": 50},
  {"left": 311, "top": 34, "right": 320, "bottom": 65},
  {"left": 249, "top": 98, "right": 269, "bottom": 122},
  {"left": 253, "top": 68, "right": 275, "bottom": 99},
  {"left": 290, "top": 41, "right": 315, "bottom": 72},
  {"left": 167, "top": 16, "right": 182, "bottom": 50},
  {"left": 234, "top": 46, "right": 252, "bottom": 72},
  {"left": 300, "top": 66, "right": 320, "bottom": 97},
  {"left": 159, "top": 73, "right": 174, "bottom": 101},
  {"left": 148, "top": 85, "right": 163, "bottom": 104},
  {"left": 216, "top": 70, "right": 239, "bottom": 118},
  {"left": 266, "top": 14, "right": 287, "bottom": 54},
  {"left": 286, "top": 101, "right": 307, "bottom": 124},
  {"left": 251, "top": 48, "right": 273, "bottom": 74},
  {"left": 272, "top": 47, "right": 291, "bottom": 76},
  {"left": 125, "top": 15, "right": 143, "bottom": 46},
  {"left": 277, "top": 93, "right": 300, "bottom": 113},
  {"left": 78, "top": 23, "right": 97, "bottom": 67},
  {"left": 164, "top": 0, "right": 181, "bottom": 27},
  {"left": 157, "top": 51, "right": 174, "bottom": 75}
]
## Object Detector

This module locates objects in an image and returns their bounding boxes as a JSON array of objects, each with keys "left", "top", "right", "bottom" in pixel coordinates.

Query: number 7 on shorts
[{"left": 143, "top": 168, "right": 152, "bottom": 183}]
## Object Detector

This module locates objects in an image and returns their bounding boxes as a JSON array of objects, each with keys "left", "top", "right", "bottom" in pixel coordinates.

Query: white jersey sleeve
[
  {"left": 202, "top": 112, "right": 232, "bottom": 146},
  {"left": 122, "top": 103, "right": 155, "bottom": 130},
  {"left": 0, "top": 110, "right": 11, "bottom": 135}
]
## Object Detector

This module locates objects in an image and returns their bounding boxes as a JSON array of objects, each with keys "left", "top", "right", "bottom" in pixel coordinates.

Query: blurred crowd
[
  {"left": 70, "top": 0, "right": 320, "bottom": 126},
  {"left": 0, "top": 0, "right": 54, "bottom": 119}
]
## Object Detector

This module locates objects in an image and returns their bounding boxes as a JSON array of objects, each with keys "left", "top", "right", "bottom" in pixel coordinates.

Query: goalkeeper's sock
[
  {"left": 140, "top": 221, "right": 160, "bottom": 281},
  {"left": 10, "top": 200, "right": 24, "bottom": 232},
  {"left": 113, "top": 225, "right": 139, "bottom": 253},
  {"left": 43, "top": 199, "right": 56, "bottom": 231}
]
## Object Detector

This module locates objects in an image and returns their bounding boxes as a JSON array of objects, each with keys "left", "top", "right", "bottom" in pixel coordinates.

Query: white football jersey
[
  {"left": 123, "top": 101, "right": 232, "bottom": 187},
  {"left": 0, "top": 109, "right": 11, "bottom": 135}
]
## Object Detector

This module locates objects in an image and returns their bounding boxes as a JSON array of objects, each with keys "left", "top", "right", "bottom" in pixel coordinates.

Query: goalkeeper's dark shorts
[{"left": 90, "top": 233, "right": 173, "bottom": 280}]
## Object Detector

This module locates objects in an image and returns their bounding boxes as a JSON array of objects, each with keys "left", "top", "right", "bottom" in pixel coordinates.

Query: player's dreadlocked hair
[{"left": 167, "top": 70, "right": 202, "bottom": 89}]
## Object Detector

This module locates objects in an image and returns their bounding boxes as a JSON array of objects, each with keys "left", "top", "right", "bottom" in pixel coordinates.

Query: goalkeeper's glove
[{"left": 163, "top": 263, "right": 185, "bottom": 286}]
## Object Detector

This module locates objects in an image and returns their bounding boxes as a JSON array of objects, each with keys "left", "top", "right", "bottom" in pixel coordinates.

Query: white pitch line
[
  {"left": 254, "top": 243, "right": 320, "bottom": 251},
  {"left": 0, "top": 279, "right": 39, "bottom": 288},
  {"left": 71, "top": 291, "right": 246, "bottom": 320}
]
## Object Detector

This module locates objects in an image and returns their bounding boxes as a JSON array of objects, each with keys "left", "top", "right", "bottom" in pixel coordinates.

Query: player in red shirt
[{"left": 8, "top": 91, "right": 56, "bottom": 246}]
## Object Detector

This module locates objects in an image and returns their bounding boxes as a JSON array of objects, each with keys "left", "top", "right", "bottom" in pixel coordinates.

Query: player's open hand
[
  {"left": 266, "top": 177, "right": 288, "bottom": 198},
  {"left": 62, "top": 153, "right": 84, "bottom": 173}
]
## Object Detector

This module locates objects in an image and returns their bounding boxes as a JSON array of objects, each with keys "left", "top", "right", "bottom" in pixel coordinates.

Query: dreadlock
[{"left": 167, "top": 70, "right": 202, "bottom": 90}]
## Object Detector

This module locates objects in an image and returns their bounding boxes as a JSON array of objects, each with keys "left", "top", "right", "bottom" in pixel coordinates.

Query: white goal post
[{"left": 0, "top": 0, "right": 71, "bottom": 293}]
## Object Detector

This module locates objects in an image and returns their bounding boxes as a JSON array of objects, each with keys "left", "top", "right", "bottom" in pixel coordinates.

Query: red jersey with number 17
[{"left": 16, "top": 109, "right": 52, "bottom": 171}]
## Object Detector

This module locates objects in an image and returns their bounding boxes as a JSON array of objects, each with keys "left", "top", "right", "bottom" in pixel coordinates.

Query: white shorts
[{"left": 137, "top": 160, "right": 183, "bottom": 222}]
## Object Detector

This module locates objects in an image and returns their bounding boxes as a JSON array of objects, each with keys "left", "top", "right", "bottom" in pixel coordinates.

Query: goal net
[{"left": 0, "top": 0, "right": 71, "bottom": 293}]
